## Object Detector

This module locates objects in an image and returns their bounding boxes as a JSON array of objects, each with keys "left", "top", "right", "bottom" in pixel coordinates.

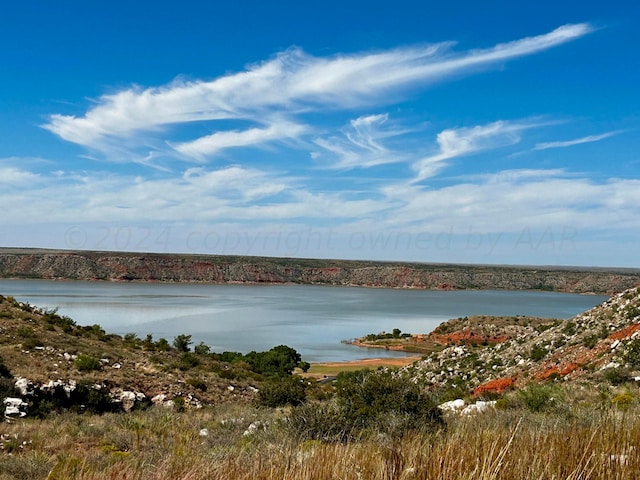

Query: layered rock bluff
[{"left": 1, "top": 248, "right": 639, "bottom": 294}]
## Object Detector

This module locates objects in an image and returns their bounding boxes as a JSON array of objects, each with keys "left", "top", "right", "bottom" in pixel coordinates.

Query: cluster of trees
[
  {"left": 363, "top": 328, "right": 411, "bottom": 342},
  {"left": 168, "top": 334, "right": 310, "bottom": 377}
]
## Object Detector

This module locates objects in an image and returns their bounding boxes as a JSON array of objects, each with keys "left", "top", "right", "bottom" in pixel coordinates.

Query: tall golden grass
[{"left": 1, "top": 399, "right": 639, "bottom": 479}]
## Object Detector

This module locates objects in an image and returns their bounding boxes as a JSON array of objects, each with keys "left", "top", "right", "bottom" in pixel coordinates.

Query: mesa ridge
[{"left": 1, "top": 248, "right": 638, "bottom": 294}]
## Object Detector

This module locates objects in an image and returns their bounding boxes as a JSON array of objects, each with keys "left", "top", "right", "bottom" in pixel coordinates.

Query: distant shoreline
[{"left": 1, "top": 247, "right": 639, "bottom": 294}]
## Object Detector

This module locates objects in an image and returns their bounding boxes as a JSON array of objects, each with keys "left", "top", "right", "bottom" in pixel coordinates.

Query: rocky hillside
[
  {"left": 1, "top": 248, "right": 639, "bottom": 294},
  {"left": 3, "top": 284, "right": 640, "bottom": 419},
  {"left": 0, "top": 294, "right": 294, "bottom": 416},
  {"left": 406, "top": 286, "right": 640, "bottom": 395}
]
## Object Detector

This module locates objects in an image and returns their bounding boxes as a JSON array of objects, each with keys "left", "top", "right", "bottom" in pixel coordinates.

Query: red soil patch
[
  {"left": 535, "top": 361, "right": 582, "bottom": 381},
  {"left": 609, "top": 323, "right": 640, "bottom": 341},
  {"left": 473, "top": 377, "right": 516, "bottom": 396}
]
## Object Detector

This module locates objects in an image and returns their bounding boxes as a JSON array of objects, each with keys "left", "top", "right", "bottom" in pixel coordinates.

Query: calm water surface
[{"left": 0, "top": 279, "right": 607, "bottom": 362}]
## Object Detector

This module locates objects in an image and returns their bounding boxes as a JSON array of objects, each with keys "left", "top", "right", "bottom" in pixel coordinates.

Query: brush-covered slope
[
  {"left": 0, "top": 295, "right": 301, "bottom": 411},
  {"left": 407, "top": 286, "right": 640, "bottom": 394}
]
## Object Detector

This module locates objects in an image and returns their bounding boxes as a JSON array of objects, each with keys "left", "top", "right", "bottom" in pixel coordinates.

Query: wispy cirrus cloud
[
  {"left": 411, "top": 120, "right": 544, "bottom": 182},
  {"left": 42, "top": 24, "right": 593, "bottom": 163},
  {"left": 313, "top": 113, "right": 413, "bottom": 169},
  {"left": 534, "top": 130, "right": 623, "bottom": 150},
  {"left": 173, "top": 119, "right": 308, "bottom": 162}
]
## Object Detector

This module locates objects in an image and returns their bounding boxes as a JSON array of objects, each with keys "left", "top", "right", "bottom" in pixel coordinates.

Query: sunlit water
[{"left": 0, "top": 279, "right": 607, "bottom": 362}]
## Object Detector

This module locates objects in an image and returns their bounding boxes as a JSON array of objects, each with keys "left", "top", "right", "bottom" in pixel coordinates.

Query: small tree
[
  {"left": 194, "top": 342, "right": 211, "bottom": 355},
  {"left": 143, "top": 334, "right": 155, "bottom": 351},
  {"left": 155, "top": 338, "right": 171, "bottom": 351},
  {"left": 173, "top": 334, "right": 193, "bottom": 353},
  {"left": 245, "top": 345, "right": 302, "bottom": 376}
]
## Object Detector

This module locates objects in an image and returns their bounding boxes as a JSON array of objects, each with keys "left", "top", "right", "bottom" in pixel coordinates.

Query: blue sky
[{"left": 1, "top": 1, "right": 639, "bottom": 267}]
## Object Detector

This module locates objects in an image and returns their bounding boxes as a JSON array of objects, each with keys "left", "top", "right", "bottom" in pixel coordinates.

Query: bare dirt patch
[{"left": 302, "top": 355, "right": 422, "bottom": 379}]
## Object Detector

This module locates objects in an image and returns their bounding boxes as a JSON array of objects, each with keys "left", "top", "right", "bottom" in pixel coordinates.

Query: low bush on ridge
[{"left": 282, "top": 368, "right": 444, "bottom": 442}]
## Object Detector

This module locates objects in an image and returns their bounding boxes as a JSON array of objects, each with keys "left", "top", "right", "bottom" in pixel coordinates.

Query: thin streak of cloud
[
  {"left": 173, "top": 120, "right": 308, "bottom": 161},
  {"left": 534, "top": 130, "right": 623, "bottom": 150},
  {"left": 313, "top": 113, "right": 409, "bottom": 169},
  {"left": 412, "top": 120, "right": 542, "bottom": 182},
  {"left": 42, "top": 24, "right": 593, "bottom": 161}
]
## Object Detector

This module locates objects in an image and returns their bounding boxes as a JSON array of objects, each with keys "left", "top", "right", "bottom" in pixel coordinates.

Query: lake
[{"left": 0, "top": 279, "right": 608, "bottom": 362}]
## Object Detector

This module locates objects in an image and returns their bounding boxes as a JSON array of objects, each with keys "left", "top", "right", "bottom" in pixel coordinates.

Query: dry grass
[{"left": 1, "top": 400, "right": 640, "bottom": 479}]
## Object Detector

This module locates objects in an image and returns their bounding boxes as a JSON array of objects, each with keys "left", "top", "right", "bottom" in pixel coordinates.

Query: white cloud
[
  {"left": 173, "top": 119, "right": 308, "bottom": 161},
  {"left": 182, "top": 166, "right": 288, "bottom": 200},
  {"left": 534, "top": 130, "right": 623, "bottom": 150},
  {"left": 3, "top": 160, "right": 639, "bottom": 239},
  {"left": 412, "top": 120, "right": 541, "bottom": 181},
  {"left": 42, "top": 24, "right": 593, "bottom": 162},
  {"left": 313, "top": 113, "right": 410, "bottom": 169},
  {"left": 381, "top": 169, "right": 640, "bottom": 233},
  {"left": 0, "top": 166, "right": 40, "bottom": 185}
]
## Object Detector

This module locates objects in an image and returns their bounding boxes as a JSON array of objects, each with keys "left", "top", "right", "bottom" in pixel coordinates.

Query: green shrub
[
  {"left": 218, "top": 368, "right": 248, "bottom": 380},
  {"left": 562, "top": 321, "right": 576, "bottom": 336},
  {"left": 123, "top": 333, "right": 140, "bottom": 347},
  {"left": 155, "top": 338, "right": 171, "bottom": 351},
  {"left": 0, "top": 377, "right": 18, "bottom": 401},
  {"left": 78, "top": 324, "right": 108, "bottom": 340},
  {"left": 141, "top": 334, "right": 155, "bottom": 351},
  {"left": 0, "top": 356, "right": 12, "bottom": 379},
  {"left": 215, "top": 351, "right": 244, "bottom": 363},
  {"left": 284, "top": 401, "right": 353, "bottom": 442},
  {"left": 612, "top": 392, "right": 635, "bottom": 409},
  {"left": 178, "top": 352, "right": 200, "bottom": 370},
  {"left": 75, "top": 382, "right": 117, "bottom": 414},
  {"left": 335, "top": 369, "right": 443, "bottom": 428},
  {"left": 17, "top": 326, "right": 36, "bottom": 338},
  {"left": 74, "top": 354, "right": 102, "bottom": 372},
  {"left": 622, "top": 338, "right": 640, "bottom": 367},
  {"left": 173, "top": 397, "right": 185, "bottom": 413},
  {"left": 285, "top": 369, "right": 443, "bottom": 442},
  {"left": 624, "top": 304, "right": 640, "bottom": 320},
  {"left": 602, "top": 367, "right": 630, "bottom": 386},
  {"left": 518, "top": 383, "right": 564, "bottom": 413},
  {"left": 21, "top": 336, "right": 43, "bottom": 350},
  {"left": 257, "top": 376, "right": 307, "bottom": 408},
  {"left": 582, "top": 334, "right": 599, "bottom": 349},
  {"left": 186, "top": 377, "right": 207, "bottom": 391},
  {"left": 530, "top": 344, "right": 547, "bottom": 362}
]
